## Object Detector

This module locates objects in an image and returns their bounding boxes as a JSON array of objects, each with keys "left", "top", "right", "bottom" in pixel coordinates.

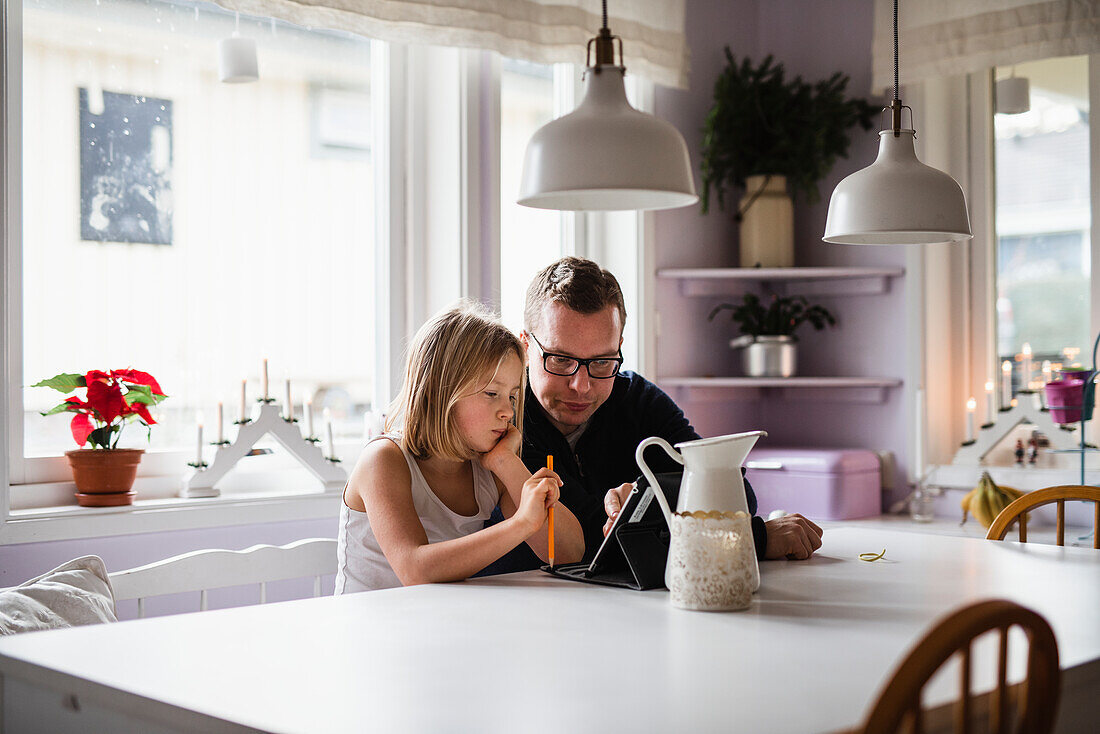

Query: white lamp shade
[
  {"left": 995, "top": 76, "right": 1030, "bottom": 115},
  {"left": 219, "top": 35, "right": 259, "bottom": 84},
  {"left": 822, "top": 130, "right": 972, "bottom": 245},
  {"left": 518, "top": 67, "right": 697, "bottom": 211}
]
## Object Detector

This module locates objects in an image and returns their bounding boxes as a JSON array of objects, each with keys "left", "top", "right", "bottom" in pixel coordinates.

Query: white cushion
[{"left": 0, "top": 555, "right": 117, "bottom": 635}]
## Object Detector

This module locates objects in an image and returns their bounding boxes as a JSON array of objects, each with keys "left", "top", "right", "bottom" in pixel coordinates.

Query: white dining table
[{"left": 1, "top": 527, "right": 1098, "bottom": 734}]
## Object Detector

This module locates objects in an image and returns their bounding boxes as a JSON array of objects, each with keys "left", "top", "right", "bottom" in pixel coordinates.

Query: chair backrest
[
  {"left": 986, "top": 485, "right": 1100, "bottom": 548},
  {"left": 109, "top": 538, "right": 337, "bottom": 618},
  {"left": 857, "top": 599, "right": 1059, "bottom": 734}
]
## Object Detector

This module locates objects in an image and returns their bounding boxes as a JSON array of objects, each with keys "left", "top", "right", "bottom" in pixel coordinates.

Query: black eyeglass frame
[{"left": 527, "top": 332, "right": 623, "bottom": 379}]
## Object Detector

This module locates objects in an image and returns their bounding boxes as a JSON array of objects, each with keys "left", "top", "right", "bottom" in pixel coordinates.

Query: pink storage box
[{"left": 745, "top": 448, "right": 881, "bottom": 520}]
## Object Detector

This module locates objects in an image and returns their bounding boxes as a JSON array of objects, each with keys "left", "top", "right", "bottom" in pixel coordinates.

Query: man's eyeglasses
[{"left": 528, "top": 333, "right": 623, "bottom": 379}]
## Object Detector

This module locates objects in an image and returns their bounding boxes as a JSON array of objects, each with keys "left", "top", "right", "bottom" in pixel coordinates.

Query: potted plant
[
  {"left": 700, "top": 50, "right": 877, "bottom": 268},
  {"left": 708, "top": 294, "right": 837, "bottom": 377},
  {"left": 34, "top": 369, "right": 168, "bottom": 507}
]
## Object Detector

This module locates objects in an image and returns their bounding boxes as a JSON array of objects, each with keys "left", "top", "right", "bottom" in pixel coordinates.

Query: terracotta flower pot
[{"left": 64, "top": 448, "right": 144, "bottom": 507}]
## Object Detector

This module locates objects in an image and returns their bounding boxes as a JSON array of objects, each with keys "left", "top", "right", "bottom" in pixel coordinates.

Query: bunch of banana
[{"left": 960, "top": 472, "right": 1026, "bottom": 528}]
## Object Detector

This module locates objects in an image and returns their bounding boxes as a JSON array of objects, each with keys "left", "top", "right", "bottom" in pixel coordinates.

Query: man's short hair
[{"left": 523, "top": 257, "right": 627, "bottom": 335}]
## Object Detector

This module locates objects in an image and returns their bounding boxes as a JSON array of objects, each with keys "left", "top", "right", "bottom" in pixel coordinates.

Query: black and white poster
[{"left": 80, "top": 89, "right": 173, "bottom": 245}]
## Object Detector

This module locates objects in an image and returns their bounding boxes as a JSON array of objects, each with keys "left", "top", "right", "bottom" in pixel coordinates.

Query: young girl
[{"left": 336, "top": 302, "right": 584, "bottom": 593}]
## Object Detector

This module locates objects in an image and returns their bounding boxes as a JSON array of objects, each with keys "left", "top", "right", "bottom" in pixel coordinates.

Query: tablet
[
  {"left": 584, "top": 475, "right": 672, "bottom": 577},
  {"left": 583, "top": 483, "right": 638, "bottom": 576}
]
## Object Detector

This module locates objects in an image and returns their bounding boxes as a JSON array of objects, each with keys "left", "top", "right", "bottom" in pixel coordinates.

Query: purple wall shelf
[
  {"left": 658, "top": 266, "right": 905, "bottom": 297},
  {"left": 658, "top": 377, "right": 902, "bottom": 404}
]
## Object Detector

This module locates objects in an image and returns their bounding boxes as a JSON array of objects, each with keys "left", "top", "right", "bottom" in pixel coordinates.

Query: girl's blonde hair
[{"left": 385, "top": 301, "right": 526, "bottom": 461}]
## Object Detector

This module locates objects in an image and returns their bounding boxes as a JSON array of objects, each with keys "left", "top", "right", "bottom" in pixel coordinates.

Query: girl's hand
[
  {"left": 515, "top": 467, "right": 561, "bottom": 534},
  {"left": 480, "top": 424, "right": 522, "bottom": 473}
]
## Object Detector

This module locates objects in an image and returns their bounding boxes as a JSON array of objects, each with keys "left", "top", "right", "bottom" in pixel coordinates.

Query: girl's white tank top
[{"left": 335, "top": 435, "right": 502, "bottom": 593}]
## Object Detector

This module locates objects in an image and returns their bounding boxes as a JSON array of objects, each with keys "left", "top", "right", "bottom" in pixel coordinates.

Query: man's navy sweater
[{"left": 484, "top": 371, "right": 768, "bottom": 573}]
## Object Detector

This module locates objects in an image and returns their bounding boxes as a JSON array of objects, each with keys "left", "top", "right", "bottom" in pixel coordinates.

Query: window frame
[
  {"left": 1, "top": 3, "right": 653, "bottom": 543},
  {"left": 972, "top": 59, "right": 1100, "bottom": 435},
  {"left": 918, "top": 56, "right": 1100, "bottom": 486},
  {"left": 0, "top": 0, "right": 401, "bottom": 541}
]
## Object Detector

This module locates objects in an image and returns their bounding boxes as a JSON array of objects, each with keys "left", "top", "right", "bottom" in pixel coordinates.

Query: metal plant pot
[{"left": 730, "top": 335, "right": 797, "bottom": 377}]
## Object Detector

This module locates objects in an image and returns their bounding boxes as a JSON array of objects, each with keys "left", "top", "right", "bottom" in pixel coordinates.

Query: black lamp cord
[
  {"left": 893, "top": 0, "right": 899, "bottom": 103},
  {"left": 887, "top": 0, "right": 905, "bottom": 136},
  {"left": 589, "top": 0, "right": 620, "bottom": 70},
  {"left": 602, "top": 0, "right": 609, "bottom": 32}
]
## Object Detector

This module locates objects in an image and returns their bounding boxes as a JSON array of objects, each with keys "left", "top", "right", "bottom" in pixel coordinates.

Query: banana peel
[{"left": 960, "top": 472, "right": 1027, "bottom": 529}]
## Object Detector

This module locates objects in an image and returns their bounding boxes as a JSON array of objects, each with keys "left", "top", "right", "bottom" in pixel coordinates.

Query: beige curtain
[
  {"left": 872, "top": 0, "right": 1100, "bottom": 93},
  {"left": 215, "top": 0, "right": 689, "bottom": 88}
]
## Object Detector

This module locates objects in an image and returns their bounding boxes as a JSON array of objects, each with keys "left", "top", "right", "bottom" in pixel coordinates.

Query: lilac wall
[{"left": 653, "top": 0, "right": 911, "bottom": 504}]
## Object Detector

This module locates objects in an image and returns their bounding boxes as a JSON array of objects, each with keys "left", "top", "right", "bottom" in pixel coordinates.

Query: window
[
  {"left": 20, "top": 0, "right": 376, "bottom": 465},
  {"left": 4, "top": 4, "right": 651, "bottom": 526},
  {"left": 498, "top": 57, "right": 564, "bottom": 333},
  {"left": 994, "top": 56, "right": 1090, "bottom": 387},
  {"left": 498, "top": 60, "right": 648, "bottom": 370}
]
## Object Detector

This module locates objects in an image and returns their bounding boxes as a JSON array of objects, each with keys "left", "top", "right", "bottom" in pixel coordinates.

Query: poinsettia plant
[{"left": 33, "top": 369, "right": 168, "bottom": 449}]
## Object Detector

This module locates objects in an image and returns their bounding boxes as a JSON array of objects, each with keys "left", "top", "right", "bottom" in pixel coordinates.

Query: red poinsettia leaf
[
  {"left": 129, "top": 401, "right": 156, "bottom": 425},
  {"left": 111, "top": 369, "right": 165, "bottom": 396},
  {"left": 86, "top": 378, "right": 126, "bottom": 424},
  {"left": 85, "top": 369, "right": 111, "bottom": 384},
  {"left": 70, "top": 413, "right": 93, "bottom": 447}
]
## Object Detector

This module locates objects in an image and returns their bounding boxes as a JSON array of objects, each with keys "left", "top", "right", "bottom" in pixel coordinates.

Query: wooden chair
[
  {"left": 986, "top": 485, "right": 1100, "bottom": 548},
  {"left": 109, "top": 538, "right": 337, "bottom": 619},
  {"left": 858, "top": 599, "right": 1060, "bottom": 734}
]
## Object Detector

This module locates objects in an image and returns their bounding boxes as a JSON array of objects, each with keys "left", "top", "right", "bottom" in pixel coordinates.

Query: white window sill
[
  {"left": 3, "top": 449, "right": 355, "bottom": 546},
  {"left": 2, "top": 488, "right": 344, "bottom": 545}
]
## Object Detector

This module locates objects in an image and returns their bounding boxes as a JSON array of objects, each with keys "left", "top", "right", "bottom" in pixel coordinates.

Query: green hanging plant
[{"left": 700, "top": 49, "right": 878, "bottom": 216}]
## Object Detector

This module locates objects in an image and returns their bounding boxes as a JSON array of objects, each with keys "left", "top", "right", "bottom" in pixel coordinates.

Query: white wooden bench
[{"left": 109, "top": 538, "right": 337, "bottom": 619}]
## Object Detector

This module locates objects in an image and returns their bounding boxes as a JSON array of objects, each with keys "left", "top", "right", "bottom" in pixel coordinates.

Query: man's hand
[
  {"left": 601, "top": 483, "right": 635, "bottom": 536},
  {"left": 764, "top": 514, "right": 823, "bottom": 560}
]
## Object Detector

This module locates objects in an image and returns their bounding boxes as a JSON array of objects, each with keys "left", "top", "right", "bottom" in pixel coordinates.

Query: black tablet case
[{"left": 541, "top": 472, "right": 681, "bottom": 590}]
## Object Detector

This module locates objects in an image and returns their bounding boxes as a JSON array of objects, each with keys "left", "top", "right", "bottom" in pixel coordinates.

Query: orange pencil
[{"left": 547, "top": 455, "right": 555, "bottom": 568}]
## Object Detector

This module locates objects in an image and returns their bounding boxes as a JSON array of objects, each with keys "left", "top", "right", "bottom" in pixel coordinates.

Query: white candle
[
  {"left": 261, "top": 358, "right": 269, "bottom": 400},
  {"left": 305, "top": 398, "right": 314, "bottom": 438},
  {"left": 984, "top": 380, "right": 995, "bottom": 424},
  {"left": 1040, "top": 361, "right": 1052, "bottom": 409},
  {"left": 195, "top": 413, "right": 204, "bottom": 465},
  {"left": 216, "top": 402, "right": 223, "bottom": 444},
  {"left": 284, "top": 379, "right": 292, "bottom": 421},
  {"left": 913, "top": 388, "right": 924, "bottom": 484},
  {"left": 1001, "top": 360, "right": 1012, "bottom": 408},
  {"left": 239, "top": 380, "right": 247, "bottom": 422},
  {"left": 965, "top": 397, "right": 976, "bottom": 443},
  {"left": 1021, "top": 343, "right": 1032, "bottom": 388},
  {"left": 324, "top": 408, "right": 335, "bottom": 459}
]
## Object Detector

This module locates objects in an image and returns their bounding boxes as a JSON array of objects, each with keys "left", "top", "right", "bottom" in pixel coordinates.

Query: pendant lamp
[
  {"left": 995, "top": 70, "right": 1030, "bottom": 115},
  {"left": 822, "top": 0, "right": 971, "bottom": 245},
  {"left": 219, "top": 13, "right": 259, "bottom": 84},
  {"left": 517, "top": 1, "right": 697, "bottom": 211}
]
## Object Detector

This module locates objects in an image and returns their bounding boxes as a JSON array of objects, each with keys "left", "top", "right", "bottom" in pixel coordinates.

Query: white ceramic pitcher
[{"left": 636, "top": 430, "right": 766, "bottom": 592}]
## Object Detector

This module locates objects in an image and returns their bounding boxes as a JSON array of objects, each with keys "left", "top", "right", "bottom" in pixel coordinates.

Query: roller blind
[
  {"left": 216, "top": 0, "right": 689, "bottom": 88},
  {"left": 872, "top": 0, "right": 1100, "bottom": 93}
]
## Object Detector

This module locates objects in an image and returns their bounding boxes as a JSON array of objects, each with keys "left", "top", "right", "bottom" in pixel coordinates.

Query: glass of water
[{"left": 909, "top": 485, "right": 936, "bottom": 523}]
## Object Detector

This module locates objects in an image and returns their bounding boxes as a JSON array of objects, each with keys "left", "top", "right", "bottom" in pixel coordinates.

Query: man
[{"left": 488, "top": 257, "right": 822, "bottom": 572}]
